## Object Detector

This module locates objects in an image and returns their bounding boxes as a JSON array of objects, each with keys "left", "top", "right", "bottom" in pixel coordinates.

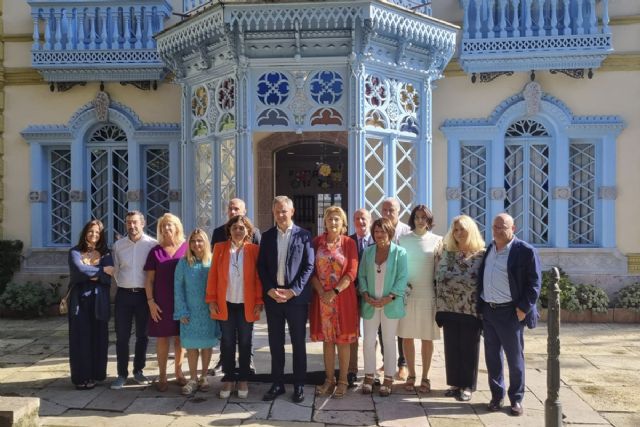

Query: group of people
[{"left": 65, "top": 195, "right": 541, "bottom": 417}]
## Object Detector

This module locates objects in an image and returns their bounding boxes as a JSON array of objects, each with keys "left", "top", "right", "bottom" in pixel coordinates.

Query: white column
[{"left": 347, "top": 55, "right": 367, "bottom": 229}]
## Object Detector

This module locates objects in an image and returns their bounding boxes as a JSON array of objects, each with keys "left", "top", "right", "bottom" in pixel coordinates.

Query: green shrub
[
  {"left": 574, "top": 284, "right": 609, "bottom": 313},
  {"left": 539, "top": 268, "right": 580, "bottom": 311},
  {"left": 615, "top": 283, "right": 640, "bottom": 310},
  {"left": 0, "top": 282, "right": 58, "bottom": 318},
  {"left": 0, "top": 240, "right": 24, "bottom": 295}
]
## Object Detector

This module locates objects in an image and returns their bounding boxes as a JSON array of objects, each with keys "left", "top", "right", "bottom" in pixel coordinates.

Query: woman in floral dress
[
  {"left": 435, "top": 214, "right": 486, "bottom": 402},
  {"left": 309, "top": 206, "right": 359, "bottom": 398}
]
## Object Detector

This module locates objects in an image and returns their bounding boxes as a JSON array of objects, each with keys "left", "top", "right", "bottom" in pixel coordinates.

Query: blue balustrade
[
  {"left": 460, "top": 0, "right": 612, "bottom": 73},
  {"left": 29, "top": 0, "right": 172, "bottom": 82}
]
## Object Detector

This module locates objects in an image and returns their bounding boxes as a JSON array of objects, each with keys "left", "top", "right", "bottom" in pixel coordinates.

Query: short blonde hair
[
  {"left": 443, "top": 215, "right": 485, "bottom": 253},
  {"left": 323, "top": 206, "right": 348, "bottom": 235},
  {"left": 186, "top": 228, "right": 211, "bottom": 266},
  {"left": 156, "top": 213, "right": 185, "bottom": 247}
]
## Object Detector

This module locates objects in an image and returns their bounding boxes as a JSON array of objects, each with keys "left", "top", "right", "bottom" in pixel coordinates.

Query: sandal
[
  {"left": 175, "top": 376, "right": 188, "bottom": 387},
  {"left": 198, "top": 376, "right": 209, "bottom": 392},
  {"left": 362, "top": 374, "right": 374, "bottom": 395},
  {"left": 403, "top": 375, "right": 416, "bottom": 391},
  {"left": 316, "top": 377, "right": 336, "bottom": 396},
  {"left": 418, "top": 378, "right": 431, "bottom": 394},
  {"left": 379, "top": 376, "right": 393, "bottom": 397},
  {"left": 181, "top": 379, "right": 198, "bottom": 396},
  {"left": 334, "top": 381, "right": 348, "bottom": 399},
  {"left": 155, "top": 380, "right": 168, "bottom": 392}
]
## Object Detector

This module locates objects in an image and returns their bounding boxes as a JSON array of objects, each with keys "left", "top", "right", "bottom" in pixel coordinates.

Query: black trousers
[
  {"left": 265, "top": 299, "right": 308, "bottom": 387},
  {"left": 68, "top": 287, "right": 109, "bottom": 385},
  {"left": 441, "top": 313, "right": 482, "bottom": 390},
  {"left": 114, "top": 288, "right": 149, "bottom": 378},
  {"left": 220, "top": 303, "right": 254, "bottom": 382}
]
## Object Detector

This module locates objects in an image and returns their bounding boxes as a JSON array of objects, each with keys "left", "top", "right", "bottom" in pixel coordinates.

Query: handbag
[{"left": 59, "top": 286, "right": 73, "bottom": 315}]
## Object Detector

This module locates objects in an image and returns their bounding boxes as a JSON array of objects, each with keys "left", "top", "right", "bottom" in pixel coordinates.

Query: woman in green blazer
[{"left": 358, "top": 217, "right": 408, "bottom": 397}]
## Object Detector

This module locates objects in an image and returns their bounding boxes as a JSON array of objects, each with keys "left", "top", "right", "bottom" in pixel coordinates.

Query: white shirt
[
  {"left": 374, "top": 261, "right": 387, "bottom": 299},
  {"left": 482, "top": 238, "right": 515, "bottom": 303},
  {"left": 226, "top": 244, "right": 245, "bottom": 304},
  {"left": 276, "top": 224, "right": 293, "bottom": 287},
  {"left": 393, "top": 221, "right": 411, "bottom": 244},
  {"left": 112, "top": 234, "right": 157, "bottom": 288}
]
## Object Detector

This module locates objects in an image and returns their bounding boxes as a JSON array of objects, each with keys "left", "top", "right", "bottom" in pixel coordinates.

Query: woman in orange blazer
[{"left": 206, "top": 215, "right": 263, "bottom": 399}]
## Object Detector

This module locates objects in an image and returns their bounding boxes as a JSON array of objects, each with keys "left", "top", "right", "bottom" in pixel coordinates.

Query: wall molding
[{"left": 0, "top": 0, "right": 5, "bottom": 235}]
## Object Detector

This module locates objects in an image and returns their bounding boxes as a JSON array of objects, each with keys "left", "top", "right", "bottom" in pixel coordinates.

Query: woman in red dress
[{"left": 309, "top": 206, "right": 359, "bottom": 399}]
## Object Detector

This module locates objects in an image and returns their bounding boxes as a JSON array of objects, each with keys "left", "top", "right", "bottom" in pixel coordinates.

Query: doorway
[{"left": 274, "top": 142, "right": 348, "bottom": 236}]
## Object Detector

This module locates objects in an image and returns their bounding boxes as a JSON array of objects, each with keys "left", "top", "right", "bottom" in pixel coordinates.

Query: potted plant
[
  {"left": 613, "top": 283, "right": 640, "bottom": 323},
  {"left": 0, "top": 281, "right": 58, "bottom": 318},
  {"left": 539, "top": 268, "right": 580, "bottom": 322},
  {"left": 573, "top": 284, "right": 610, "bottom": 323}
]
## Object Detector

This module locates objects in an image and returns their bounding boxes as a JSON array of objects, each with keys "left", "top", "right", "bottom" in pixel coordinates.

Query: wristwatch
[{"left": 333, "top": 288, "right": 340, "bottom": 295}]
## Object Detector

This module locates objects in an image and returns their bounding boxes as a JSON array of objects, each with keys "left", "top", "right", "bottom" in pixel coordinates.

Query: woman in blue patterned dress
[{"left": 174, "top": 228, "right": 220, "bottom": 395}]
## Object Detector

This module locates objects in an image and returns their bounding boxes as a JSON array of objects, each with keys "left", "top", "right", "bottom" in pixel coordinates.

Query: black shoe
[
  {"left": 444, "top": 387, "right": 460, "bottom": 398},
  {"left": 487, "top": 398, "right": 504, "bottom": 412},
  {"left": 262, "top": 383, "right": 286, "bottom": 401},
  {"left": 292, "top": 385, "right": 305, "bottom": 403},
  {"left": 347, "top": 372, "right": 357, "bottom": 388},
  {"left": 510, "top": 401, "right": 524, "bottom": 416}
]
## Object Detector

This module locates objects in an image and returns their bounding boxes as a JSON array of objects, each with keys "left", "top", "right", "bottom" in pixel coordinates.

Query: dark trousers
[
  {"left": 265, "top": 299, "right": 308, "bottom": 386},
  {"left": 68, "top": 289, "right": 109, "bottom": 385},
  {"left": 482, "top": 303, "right": 526, "bottom": 404},
  {"left": 114, "top": 288, "right": 149, "bottom": 378},
  {"left": 378, "top": 327, "right": 406, "bottom": 367},
  {"left": 220, "top": 302, "right": 254, "bottom": 382},
  {"left": 442, "top": 313, "right": 482, "bottom": 390}
]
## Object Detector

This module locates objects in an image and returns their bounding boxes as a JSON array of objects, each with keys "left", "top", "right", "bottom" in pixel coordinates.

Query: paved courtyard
[{"left": 0, "top": 316, "right": 639, "bottom": 426}]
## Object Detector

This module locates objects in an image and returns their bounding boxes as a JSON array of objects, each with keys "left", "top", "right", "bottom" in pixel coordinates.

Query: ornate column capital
[
  {"left": 490, "top": 187, "right": 506, "bottom": 200},
  {"left": 446, "top": 187, "right": 461, "bottom": 200},
  {"left": 29, "top": 191, "right": 47, "bottom": 203},
  {"left": 553, "top": 186, "right": 571, "bottom": 199},
  {"left": 70, "top": 190, "right": 85, "bottom": 202},
  {"left": 598, "top": 186, "right": 617, "bottom": 200}
]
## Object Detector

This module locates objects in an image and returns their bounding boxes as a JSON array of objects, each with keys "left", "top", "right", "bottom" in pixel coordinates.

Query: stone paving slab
[
  {"left": 313, "top": 409, "right": 377, "bottom": 426},
  {"left": 270, "top": 398, "right": 313, "bottom": 422},
  {"left": 41, "top": 410, "right": 176, "bottom": 426},
  {"left": 375, "top": 401, "right": 428, "bottom": 427}
]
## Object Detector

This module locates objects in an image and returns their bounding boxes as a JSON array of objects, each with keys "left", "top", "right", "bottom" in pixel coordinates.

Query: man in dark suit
[
  {"left": 258, "top": 196, "right": 315, "bottom": 403},
  {"left": 211, "top": 198, "right": 261, "bottom": 246},
  {"left": 477, "top": 213, "right": 541, "bottom": 417},
  {"left": 347, "top": 208, "right": 373, "bottom": 387}
]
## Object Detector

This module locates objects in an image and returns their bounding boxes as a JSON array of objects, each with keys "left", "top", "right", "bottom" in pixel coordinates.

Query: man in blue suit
[
  {"left": 258, "top": 195, "right": 315, "bottom": 403},
  {"left": 477, "top": 213, "right": 541, "bottom": 417}
]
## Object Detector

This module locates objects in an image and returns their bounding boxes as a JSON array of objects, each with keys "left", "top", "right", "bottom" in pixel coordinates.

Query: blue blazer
[
  {"left": 477, "top": 237, "right": 542, "bottom": 329},
  {"left": 258, "top": 224, "right": 315, "bottom": 304},
  {"left": 357, "top": 243, "right": 408, "bottom": 319}
]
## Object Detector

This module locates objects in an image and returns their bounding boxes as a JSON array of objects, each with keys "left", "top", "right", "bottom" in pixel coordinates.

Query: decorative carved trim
[
  {"left": 5, "top": 67, "right": 44, "bottom": 85},
  {"left": 523, "top": 81, "right": 542, "bottom": 116},
  {"left": 93, "top": 91, "right": 110, "bottom": 122},
  {"left": 127, "top": 190, "right": 142, "bottom": 202},
  {"left": 627, "top": 253, "right": 640, "bottom": 273},
  {"left": 600, "top": 53, "right": 640, "bottom": 72},
  {"left": 69, "top": 190, "right": 85, "bottom": 202},
  {"left": 51, "top": 81, "right": 87, "bottom": 92},
  {"left": 471, "top": 71, "right": 513, "bottom": 83},
  {"left": 490, "top": 188, "right": 506, "bottom": 200},
  {"left": 169, "top": 190, "right": 181, "bottom": 202},
  {"left": 29, "top": 191, "right": 47, "bottom": 203},
  {"left": 553, "top": 186, "right": 571, "bottom": 200},
  {"left": 120, "top": 81, "right": 158, "bottom": 91},
  {"left": 446, "top": 187, "right": 461, "bottom": 200},
  {"left": 550, "top": 69, "right": 588, "bottom": 79},
  {"left": 598, "top": 186, "right": 617, "bottom": 200}
]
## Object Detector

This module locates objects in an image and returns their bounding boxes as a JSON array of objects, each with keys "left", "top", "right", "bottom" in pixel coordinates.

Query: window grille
[
  {"left": 49, "top": 149, "right": 72, "bottom": 245},
  {"left": 460, "top": 144, "right": 487, "bottom": 236},
  {"left": 569, "top": 143, "right": 596, "bottom": 246},
  {"left": 144, "top": 148, "right": 170, "bottom": 235}
]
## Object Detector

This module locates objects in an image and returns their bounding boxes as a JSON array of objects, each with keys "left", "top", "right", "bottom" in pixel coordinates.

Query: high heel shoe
[{"left": 237, "top": 382, "right": 249, "bottom": 399}]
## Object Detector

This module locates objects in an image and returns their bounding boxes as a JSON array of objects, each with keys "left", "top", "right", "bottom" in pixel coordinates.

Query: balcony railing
[
  {"left": 459, "top": 0, "right": 612, "bottom": 74},
  {"left": 182, "top": 0, "right": 433, "bottom": 17},
  {"left": 29, "top": 0, "right": 172, "bottom": 84}
]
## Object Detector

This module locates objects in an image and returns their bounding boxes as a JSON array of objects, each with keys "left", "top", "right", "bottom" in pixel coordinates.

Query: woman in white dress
[{"left": 397, "top": 205, "right": 442, "bottom": 393}]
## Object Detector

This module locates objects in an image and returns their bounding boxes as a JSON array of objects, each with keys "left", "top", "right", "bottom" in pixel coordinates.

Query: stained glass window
[
  {"left": 257, "top": 72, "right": 289, "bottom": 105},
  {"left": 309, "top": 71, "right": 343, "bottom": 105}
]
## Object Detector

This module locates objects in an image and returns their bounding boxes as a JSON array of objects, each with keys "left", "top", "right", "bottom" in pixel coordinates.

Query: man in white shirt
[
  {"left": 380, "top": 197, "right": 411, "bottom": 381},
  {"left": 110, "top": 211, "right": 158, "bottom": 389}
]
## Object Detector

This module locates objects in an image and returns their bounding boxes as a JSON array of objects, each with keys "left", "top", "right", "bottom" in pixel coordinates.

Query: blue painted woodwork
[
  {"left": 441, "top": 83, "right": 624, "bottom": 248},
  {"left": 22, "top": 100, "right": 180, "bottom": 247},
  {"left": 459, "top": 0, "right": 612, "bottom": 73},
  {"left": 28, "top": 0, "right": 172, "bottom": 82}
]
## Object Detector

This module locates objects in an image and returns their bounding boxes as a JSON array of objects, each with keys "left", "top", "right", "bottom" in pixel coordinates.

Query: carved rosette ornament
[
  {"left": 93, "top": 91, "right": 111, "bottom": 122},
  {"left": 446, "top": 187, "right": 461, "bottom": 200},
  {"left": 490, "top": 188, "right": 506, "bottom": 200},
  {"left": 523, "top": 81, "right": 542, "bottom": 116},
  {"left": 553, "top": 187, "right": 571, "bottom": 199}
]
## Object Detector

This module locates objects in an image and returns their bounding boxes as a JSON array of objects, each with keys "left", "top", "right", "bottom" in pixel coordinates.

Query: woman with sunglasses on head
[{"left": 174, "top": 228, "right": 220, "bottom": 395}]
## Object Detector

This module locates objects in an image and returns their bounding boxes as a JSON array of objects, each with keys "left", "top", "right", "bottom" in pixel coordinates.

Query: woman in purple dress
[{"left": 145, "top": 213, "right": 188, "bottom": 392}]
